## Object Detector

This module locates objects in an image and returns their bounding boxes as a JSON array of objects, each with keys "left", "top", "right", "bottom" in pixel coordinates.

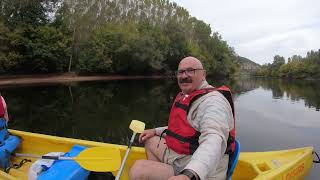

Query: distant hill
[{"left": 235, "top": 56, "right": 260, "bottom": 73}]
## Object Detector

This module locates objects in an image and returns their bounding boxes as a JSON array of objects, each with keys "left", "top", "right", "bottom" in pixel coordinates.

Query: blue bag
[{"left": 0, "top": 118, "right": 21, "bottom": 169}]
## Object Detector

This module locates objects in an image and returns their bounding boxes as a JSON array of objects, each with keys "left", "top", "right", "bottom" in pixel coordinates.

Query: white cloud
[{"left": 172, "top": 0, "right": 320, "bottom": 64}]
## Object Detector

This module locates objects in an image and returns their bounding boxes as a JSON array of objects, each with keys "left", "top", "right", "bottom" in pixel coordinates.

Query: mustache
[{"left": 178, "top": 78, "right": 192, "bottom": 83}]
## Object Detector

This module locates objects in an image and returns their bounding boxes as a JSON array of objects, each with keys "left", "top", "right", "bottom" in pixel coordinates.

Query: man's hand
[
  {"left": 139, "top": 129, "right": 156, "bottom": 143},
  {"left": 168, "top": 175, "right": 190, "bottom": 180}
]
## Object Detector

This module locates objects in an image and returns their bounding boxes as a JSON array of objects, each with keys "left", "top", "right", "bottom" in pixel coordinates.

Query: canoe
[{"left": 1, "top": 129, "right": 314, "bottom": 180}]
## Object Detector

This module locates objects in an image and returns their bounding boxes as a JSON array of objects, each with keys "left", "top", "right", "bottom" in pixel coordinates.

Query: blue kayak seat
[{"left": 226, "top": 140, "right": 240, "bottom": 180}]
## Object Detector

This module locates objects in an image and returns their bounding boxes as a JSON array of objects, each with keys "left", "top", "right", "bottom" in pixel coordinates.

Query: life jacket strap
[
  {"left": 174, "top": 102, "right": 189, "bottom": 112},
  {"left": 164, "top": 129, "right": 200, "bottom": 144}
]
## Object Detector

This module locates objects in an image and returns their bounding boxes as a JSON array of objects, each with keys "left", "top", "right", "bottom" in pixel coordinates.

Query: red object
[
  {"left": 165, "top": 86, "right": 236, "bottom": 155},
  {"left": 0, "top": 96, "right": 4, "bottom": 118}
]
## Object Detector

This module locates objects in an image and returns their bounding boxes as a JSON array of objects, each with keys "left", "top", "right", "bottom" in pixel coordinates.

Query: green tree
[
  {"left": 0, "top": 0, "right": 239, "bottom": 77},
  {"left": 24, "top": 25, "right": 71, "bottom": 73},
  {"left": 0, "top": 20, "right": 23, "bottom": 73}
]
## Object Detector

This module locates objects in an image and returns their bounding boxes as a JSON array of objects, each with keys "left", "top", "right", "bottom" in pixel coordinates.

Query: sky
[{"left": 172, "top": 0, "right": 320, "bottom": 65}]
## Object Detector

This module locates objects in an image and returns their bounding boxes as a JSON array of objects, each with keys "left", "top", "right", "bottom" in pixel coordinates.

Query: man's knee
[{"left": 129, "top": 160, "right": 149, "bottom": 179}]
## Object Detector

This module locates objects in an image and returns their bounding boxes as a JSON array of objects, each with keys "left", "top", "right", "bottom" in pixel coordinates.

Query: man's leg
[
  {"left": 129, "top": 136, "right": 173, "bottom": 179},
  {"left": 129, "top": 160, "right": 174, "bottom": 180},
  {"left": 144, "top": 136, "right": 167, "bottom": 161}
]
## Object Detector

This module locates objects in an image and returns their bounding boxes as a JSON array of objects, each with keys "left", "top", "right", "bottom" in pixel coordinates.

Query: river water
[{"left": 1, "top": 77, "right": 319, "bottom": 179}]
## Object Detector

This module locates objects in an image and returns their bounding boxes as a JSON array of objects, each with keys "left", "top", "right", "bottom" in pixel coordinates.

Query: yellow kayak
[{"left": 1, "top": 130, "right": 313, "bottom": 180}]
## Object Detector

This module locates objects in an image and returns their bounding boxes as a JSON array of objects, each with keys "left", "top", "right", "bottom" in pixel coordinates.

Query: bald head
[
  {"left": 177, "top": 56, "right": 206, "bottom": 94},
  {"left": 178, "top": 56, "right": 203, "bottom": 69}
]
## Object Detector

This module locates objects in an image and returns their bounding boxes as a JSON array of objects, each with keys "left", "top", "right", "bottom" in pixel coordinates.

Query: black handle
[{"left": 42, "top": 155, "right": 59, "bottom": 160}]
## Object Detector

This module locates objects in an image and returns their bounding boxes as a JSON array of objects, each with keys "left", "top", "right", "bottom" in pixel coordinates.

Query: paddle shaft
[
  {"left": 15, "top": 153, "right": 73, "bottom": 160},
  {"left": 115, "top": 132, "right": 136, "bottom": 180},
  {"left": 15, "top": 153, "right": 112, "bottom": 160}
]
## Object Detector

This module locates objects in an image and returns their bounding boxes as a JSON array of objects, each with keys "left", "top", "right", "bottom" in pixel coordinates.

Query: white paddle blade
[{"left": 129, "top": 120, "right": 145, "bottom": 133}]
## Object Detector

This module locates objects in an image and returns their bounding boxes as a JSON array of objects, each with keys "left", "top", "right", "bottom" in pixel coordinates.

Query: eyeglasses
[{"left": 175, "top": 68, "right": 204, "bottom": 77}]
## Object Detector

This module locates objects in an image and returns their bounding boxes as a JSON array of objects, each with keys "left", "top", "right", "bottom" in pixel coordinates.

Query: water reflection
[
  {"left": 235, "top": 77, "right": 320, "bottom": 110},
  {"left": 1, "top": 79, "right": 178, "bottom": 145},
  {"left": 1, "top": 78, "right": 319, "bottom": 141}
]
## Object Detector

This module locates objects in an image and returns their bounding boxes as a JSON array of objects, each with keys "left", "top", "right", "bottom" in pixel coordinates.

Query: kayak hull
[
  {"left": 1, "top": 130, "right": 313, "bottom": 180},
  {"left": 233, "top": 147, "right": 313, "bottom": 180}
]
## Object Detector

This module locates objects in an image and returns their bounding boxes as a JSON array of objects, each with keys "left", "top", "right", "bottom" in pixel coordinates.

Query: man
[{"left": 129, "top": 57, "right": 235, "bottom": 180}]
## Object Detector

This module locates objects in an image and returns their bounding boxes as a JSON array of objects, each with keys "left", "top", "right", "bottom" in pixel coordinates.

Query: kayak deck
[{"left": 233, "top": 147, "right": 313, "bottom": 180}]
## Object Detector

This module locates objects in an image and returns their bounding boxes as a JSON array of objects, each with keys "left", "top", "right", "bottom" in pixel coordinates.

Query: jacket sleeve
[
  {"left": 155, "top": 126, "right": 168, "bottom": 136},
  {"left": 184, "top": 93, "right": 233, "bottom": 180}
]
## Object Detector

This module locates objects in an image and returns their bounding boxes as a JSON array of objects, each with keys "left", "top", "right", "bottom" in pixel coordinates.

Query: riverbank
[{"left": 0, "top": 73, "right": 166, "bottom": 86}]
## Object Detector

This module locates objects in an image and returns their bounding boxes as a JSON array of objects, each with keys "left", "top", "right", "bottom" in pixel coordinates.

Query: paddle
[
  {"left": 15, "top": 147, "right": 121, "bottom": 172},
  {"left": 115, "top": 120, "right": 145, "bottom": 180}
]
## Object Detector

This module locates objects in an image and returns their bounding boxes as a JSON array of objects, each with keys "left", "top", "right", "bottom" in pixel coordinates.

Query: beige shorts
[
  {"left": 161, "top": 147, "right": 192, "bottom": 175},
  {"left": 161, "top": 147, "right": 229, "bottom": 179}
]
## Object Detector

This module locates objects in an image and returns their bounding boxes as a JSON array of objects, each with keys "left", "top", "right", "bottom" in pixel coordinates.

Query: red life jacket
[
  {"left": 164, "top": 86, "right": 236, "bottom": 155},
  {"left": 0, "top": 96, "right": 4, "bottom": 118}
]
